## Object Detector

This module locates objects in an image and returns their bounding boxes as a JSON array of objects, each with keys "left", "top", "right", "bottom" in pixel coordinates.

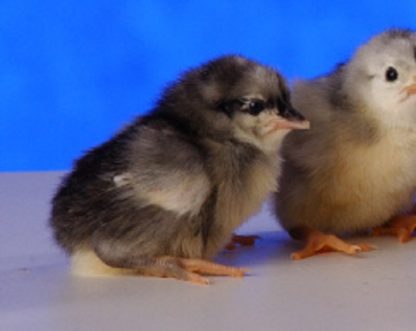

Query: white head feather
[{"left": 344, "top": 29, "right": 416, "bottom": 131}]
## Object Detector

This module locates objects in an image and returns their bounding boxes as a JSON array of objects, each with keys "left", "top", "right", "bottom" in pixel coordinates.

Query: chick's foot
[
  {"left": 291, "top": 230, "right": 374, "bottom": 260},
  {"left": 225, "top": 234, "right": 260, "bottom": 250},
  {"left": 144, "top": 256, "right": 247, "bottom": 285},
  {"left": 372, "top": 215, "right": 416, "bottom": 243}
]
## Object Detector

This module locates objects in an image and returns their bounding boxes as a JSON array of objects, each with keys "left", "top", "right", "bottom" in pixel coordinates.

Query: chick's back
[{"left": 51, "top": 117, "right": 211, "bottom": 258}]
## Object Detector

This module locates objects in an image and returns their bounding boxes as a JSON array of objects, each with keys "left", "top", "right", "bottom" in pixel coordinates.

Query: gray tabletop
[{"left": 1, "top": 172, "right": 415, "bottom": 331}]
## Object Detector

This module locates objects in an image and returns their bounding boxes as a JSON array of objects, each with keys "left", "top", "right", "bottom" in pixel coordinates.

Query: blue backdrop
[{"left": 2, "top": 1, "right": 416, "bottom": 171}]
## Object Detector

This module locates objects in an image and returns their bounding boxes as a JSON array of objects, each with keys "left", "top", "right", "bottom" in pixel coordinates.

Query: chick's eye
[
  {"left": 385, "top": 67, "right": 399, "bottom": 82},
  {"left": 248, "top": 100, "right": 265, "bottom": 115}
]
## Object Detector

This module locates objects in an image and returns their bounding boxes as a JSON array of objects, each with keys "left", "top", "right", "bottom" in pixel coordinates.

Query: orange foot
[
  {"left": 372, "top": 215, "right": 416, "bottom": 243},
  {"left": 144, "top": 256, "right": 247, "bottom": 285},
  {"left": 291, "top": 230, "right": 374, "bottom": 260},
  {"left": 225, "top": 234, "right": 260, "bottom": 250}
]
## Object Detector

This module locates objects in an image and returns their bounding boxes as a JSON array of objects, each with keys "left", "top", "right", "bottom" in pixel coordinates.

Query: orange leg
[
  {"left": 372, "top": 215, "right": 416, "bottom": 243},
  {"left": 142, "top": 256, "right": 247, "bottom": 285},
  {"left": 225, "top": 234, "right": 260, "bottom": 250},
  {"left": 291, "top": 229, "right": 374, "bottom": 260}
]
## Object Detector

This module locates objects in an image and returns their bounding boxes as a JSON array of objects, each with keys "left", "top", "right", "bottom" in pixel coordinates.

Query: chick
[
  {"left": 50, "top": 55, "right": 309, "bottom": 284},
  {"left": 274, "top": 29, "right": 416, "bottom": 259}
]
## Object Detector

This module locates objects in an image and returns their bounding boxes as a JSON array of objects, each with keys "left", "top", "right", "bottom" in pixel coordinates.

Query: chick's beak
[
  {"left": 402, "top": 83, "right": 416, "bottom": 98},
  {"left": 276, "top": 104, "right": 310, "bottom": 130}
]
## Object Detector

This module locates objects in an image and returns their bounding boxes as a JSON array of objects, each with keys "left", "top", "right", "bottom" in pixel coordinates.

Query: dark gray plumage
[{"left": 50, "top": 55, "right": 309, "bottom": 284}]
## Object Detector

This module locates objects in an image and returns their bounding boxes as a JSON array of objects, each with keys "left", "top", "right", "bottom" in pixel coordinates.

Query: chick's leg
[
  {"left": 290, "top": 228, "right": 374, "bottom": 260},
  {"left": 225, "top": 234, "right": 260, "bottom": 250},
  {"left": 372, "top": 215, "right": 416, "bottom": 243},
  {"left": 92, "top": 240, "right": 247, "bottom": 285}
]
